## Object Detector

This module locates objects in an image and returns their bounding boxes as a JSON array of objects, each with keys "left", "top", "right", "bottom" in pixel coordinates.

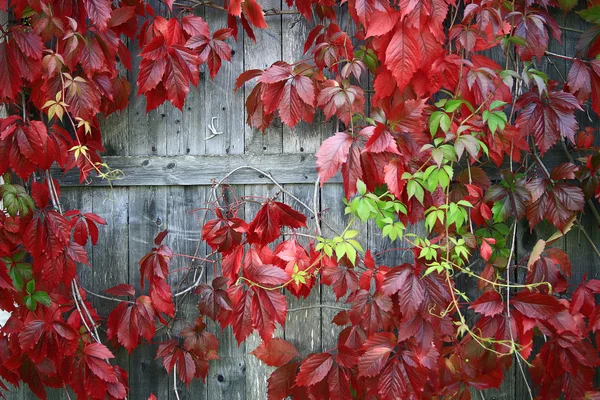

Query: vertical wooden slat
[
  {"left": 283, "top": 184, "right": 322, "bottom": 356},
  {"left": 128, "top": 187, "right": 170, "bottom": 400},
  {"left": 243, "top": 0, "right": 283, "bottom": 154},
  {"left": 281, "top": 10, "right": 329, "bottom": 154},
  {"left": 243, "top": 184, "right": 283, "bottom": 398},
  {"left": 91, "top": 187, "right": 131, "bottom": 381},
  {"left": 165, "top": 186, "right": 209, "bottom": 400},
  {"left": 204, "top": 8, "right": 245, "bottom": 156},
  {"left": 205, "top": 185, "right": 246, "bottom": 400},
  {"left": 127, "top": 0, "right": 168, "bottom": 157},
  {"left": 319, "top": 184, "right": 349, "bottom": 351}
]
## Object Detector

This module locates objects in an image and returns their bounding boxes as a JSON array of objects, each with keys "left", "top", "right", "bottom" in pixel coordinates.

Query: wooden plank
[
  {"left": 243, "top": 0, "right": 283, "bottom": 154},
  {"left": 281, "top": 10, "right": 330, "bottom": 154},
  {"left": 126, "top": 0, "right": 167, "bottom": 157},
  {"left": 283, "top": 184, "right": 323, "bottom": 357},
  {"left": 204, "top": 4, "right": 245, "bottom": 156},
  {"left": 128, "top": 187, "right": 170, "bottom": 400},
  {"left": 166, "top": 186, "right": 209, "bottom": 400},
  {"left": 52, "top": 153, "right": 334, "bottom": 186},
  {"left": 319, "top": 184, "right": 350, "bottom": 351},
  {"left": 205, "top": 185, "right": 246, "bottom": 400},
  {"left": 53, "top": 150, "right": 572, "bottom": 187},
  {"left": 90, "top": 187, "right": 131, "bottom": 383},
  {"left": 244, "top": 184, "right": 283, "bottom": 398}
]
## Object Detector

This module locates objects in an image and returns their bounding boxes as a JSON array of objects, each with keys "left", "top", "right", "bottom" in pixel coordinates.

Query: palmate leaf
[
  {"left": 246, "top": 200, "right": 307, "bottom": 245},
  {"left": 516, "top": 90, "right": 581, "bottom": 155},
  {"left": 250, "top": 338, "right": 300, "bottom": 367}
]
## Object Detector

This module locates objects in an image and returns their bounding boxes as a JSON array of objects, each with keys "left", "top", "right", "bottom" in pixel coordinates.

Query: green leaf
[
  {"left": 439, "top": 113, "right": 451, "bottom": 133},
  {"left": 489, "top": 100, "right": 506, "bottom": 110},
  {"left": 356, "top": 200, "right": 371, "bottom": 221},
  {"left": 25, "top": 296, "right": 36, "bottom": 312},
  {"left": 445, "top": 99, "right": 464, "bottom": 113},
  {"left": 344, "top": 230, "right": 358, "bottom": 239},
  {"left": 431, "top": 148, "right": 445, "bottom": 167},
  {"left": 357, "top": 180, "right": 367, "bottom": 196},
  {"left": 32, "top": 291, "right": 52, "bottom": 307},
  {"left": 578, "top": 5, "right": 600, "bottom": 24},
  {"left": 429, "top": 111, "right": 444, "bottom": 136},
  {"left": 345, "top": 243, "right": 357, "bottom": 265},
  {"left": 1, "top": 184, "right": 35, "bottom": 217},
  {"left": 26, "top": 279, "right": 35, "bottom": 295},
  {"left": 406, "top": 180, "right": 424, "bottom": 204}
]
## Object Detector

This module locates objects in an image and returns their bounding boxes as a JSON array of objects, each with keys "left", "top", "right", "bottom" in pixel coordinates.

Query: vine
[{"left": 2, "top": 0, "right": 600, "bottom": 399}]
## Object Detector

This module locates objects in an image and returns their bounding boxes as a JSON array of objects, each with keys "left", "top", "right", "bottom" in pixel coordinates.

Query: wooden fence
[{"left": 7, "top": 2, "right": 600, "bottom": 400}]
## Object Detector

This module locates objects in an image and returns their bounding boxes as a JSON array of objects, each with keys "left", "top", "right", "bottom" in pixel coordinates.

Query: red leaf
[
  {"left": 252, "top": 288, "right": 288, "bottom": 342},
  {"left": 0, "top": 41, "right": 22, "bottom": 101},
  {"left": 568, "top": 60, "right": 592, "bottom": 103},
  {"left": 83, "top": 0, "right": 112, "bottom": 31},
  {"left": 470, "top": 290, "right": 504, "bottom": 317},
  {"left": 385, "top": 23, "right": 421, "bottom": 94},
  {"left": 202, "top": 212, "right": 246, "bottom": 254},
  {"left": 245, "top": 263, "right": 290, "bottom": 286},
  {"left": 321, "top": 264, "right": 359, "bottom": 300},
  {"left": 364, "top": 123, "right": 396, "bottom": 153},
  {"left": 12, "top": 27, "right": 43, "bottom": 60},
  {"left": 296, "top": 353, "right": 334, "bottom": 386},
  {"left": 150, "top": 278, "right": 175, "bottom": 316},
  {"left": 232, "top": 289, "right": 254, "bottom": 344},
  {"left": 516, "top": 90, "right": 581, "bottom": 155},
  {"left": 182, "top": 15, "right": 210, "bottom": 37},
  {"left": 242, "top": 0, "right": 267, "bottom": 29},
  {"left": 196, "top": 277, "right": 232, "bottom": 322},
  {"left": 246, "top": 201, "right": 307, "bottom": 245},
  {"left": 235, "top": 69, "right": 263, "bottom": 91},
  {"left": 104, "top": 284, "right": 135, "bottom": 297},
  {"left": 82, "top": 343, "right": 117, "bottom": 382},
  {"left": 381, "top": 264, "right": 413, "bottom": 295},
  {"left": 267, "top": 363, "right": 299, "bottom": 400},
  {"left": 396, "top": 271, "right": 425, "bottom": 318},
  {"left": 250, "top": 338, "right": 300, "bottom": 367},
  {"left": 139, "top": 242, "right": 172, "bottom": 287},
  {"left": 316, "top": 132, "right": 353, "bottom": 184},
  {"left": 480, "top": 238, "right": 495, "bottom": 261},
  {"left": 366, "top": 10, "right": 399, "bottom": 37},
  {"left": 358, "top": 332, "right": 396, "bottom": 377},
  {"left": 186, "top": 28, "right": 232, "bottom": 79},
  {"left": 511, "top": 291, "right": 565, "bottom": 319}
]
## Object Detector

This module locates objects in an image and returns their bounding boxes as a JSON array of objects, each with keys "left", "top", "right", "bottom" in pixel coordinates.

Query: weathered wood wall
[{"left": 7, "top": 2, "right": 600, "bottom": 400}]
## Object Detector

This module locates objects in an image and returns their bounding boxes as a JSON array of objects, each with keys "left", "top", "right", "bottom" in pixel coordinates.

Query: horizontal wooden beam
[
  {"left": 52, "top": 150, "right": 571, "bottom": 187},
  {"left": 52, "top": 153, "right": 341, "bottom": 187}
]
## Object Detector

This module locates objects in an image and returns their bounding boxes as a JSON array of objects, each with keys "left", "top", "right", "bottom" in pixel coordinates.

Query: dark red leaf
[{"left": 250, "top": 338, "right": 300, "bottom": 367}]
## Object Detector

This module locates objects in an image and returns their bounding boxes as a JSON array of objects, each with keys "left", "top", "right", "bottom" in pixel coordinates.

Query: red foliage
[{"left": 3, "top": 0, "right": 600, "bottom": 399}]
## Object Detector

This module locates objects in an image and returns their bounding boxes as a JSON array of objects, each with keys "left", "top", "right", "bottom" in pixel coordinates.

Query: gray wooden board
[
  {"left": 128, "top": 186, "right": 170, "bottom": 400},
  {"left": 51, "top": 149, "right": 574, "bottom": 187},
  {"left": 243, "top": 0, "right": 283, "bottom": 154},
  {"left": 205, "top": 185, "right": 246, "bottom": 400},
  {"left": 10, "top": 2, "right": 600, "bottom": 400}
]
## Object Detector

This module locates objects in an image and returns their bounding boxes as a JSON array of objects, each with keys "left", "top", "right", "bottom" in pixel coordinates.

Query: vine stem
[
  {"left": 211, "top": 166, "right": 314, "bottom": 219},
  {"left": 506, "top": 222, "right": 534, "bottom": 400},
  {"left": 174, "top": 264, "right": 205, "bottom": 297},
  {"left": 544, "top": 50, "right": 578, "bottom": 62},
  {"left": 174, "top": 363, "right": 181, "bottom": 400},
  {"left": 313, "top": 176, "right": 322, "bottom": 236},
  {"left": 83, "top": 288, "right": 134, "bottom": 304},
  {"left": 289, "top": 305, "right": 348, "bottom": 312},
  {"left": 46, "top": 169, "right": 107, "bottom": 350}
]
